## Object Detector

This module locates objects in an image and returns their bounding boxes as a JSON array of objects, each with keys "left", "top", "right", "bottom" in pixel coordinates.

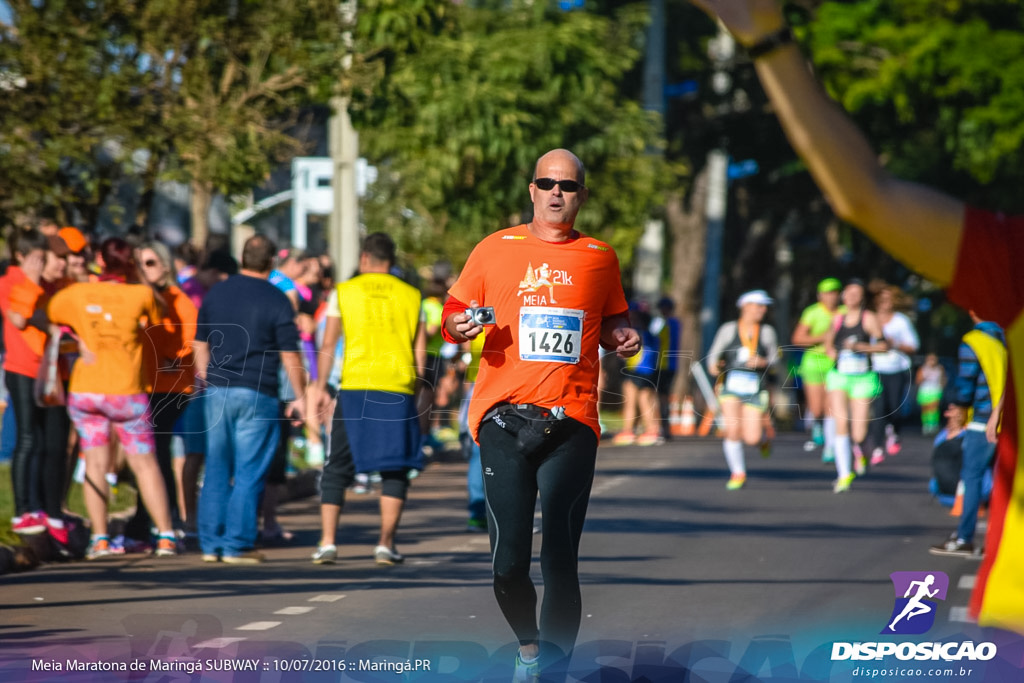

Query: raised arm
[
  {"left": 791, "top": 319, "right": 822, "bottom": 348},
  {"left": 692, "top": 0, "right": 965, "bottom": 285}
]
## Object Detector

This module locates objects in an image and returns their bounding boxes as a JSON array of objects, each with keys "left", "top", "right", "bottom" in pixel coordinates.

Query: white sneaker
[
  {"left": 374, "top": 545, "right": 404, "bottom": 565},
  {"left": 512, "top": 652, "right": 540, "bottom": 683},
  {"left": 312, "top": 544, "right": 337, "bottom": 565}
]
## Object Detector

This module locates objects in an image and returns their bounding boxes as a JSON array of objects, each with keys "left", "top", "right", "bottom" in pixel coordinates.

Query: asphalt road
[{"left": 0, "top": 433, "right": 1016, "bottom": 682}]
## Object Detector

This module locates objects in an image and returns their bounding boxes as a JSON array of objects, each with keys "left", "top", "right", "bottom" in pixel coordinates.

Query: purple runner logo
[{"left": 883, "top": 571, "right": 949, "bottom": 635}]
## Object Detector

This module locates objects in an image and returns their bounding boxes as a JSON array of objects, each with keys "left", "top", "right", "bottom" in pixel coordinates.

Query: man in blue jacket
[{"left": 930, "top": 314, "right": 1006, "bottom": 558}]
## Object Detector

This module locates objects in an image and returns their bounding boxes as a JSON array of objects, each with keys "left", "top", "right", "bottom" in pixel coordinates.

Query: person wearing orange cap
[
  {"left": 59, "top": 227, "right": 92, "bottom": 283},
  {"left": 58, "top": 227, "right": 88, "bottom": 254}
]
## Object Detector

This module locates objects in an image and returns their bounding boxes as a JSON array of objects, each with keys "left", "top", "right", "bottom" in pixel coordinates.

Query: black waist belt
[
  {"left": 483, "top": 402, "right": 564, "bottom": 423},
  {"left": 483, "top": 402, "right": 570, "bottom": 457}
]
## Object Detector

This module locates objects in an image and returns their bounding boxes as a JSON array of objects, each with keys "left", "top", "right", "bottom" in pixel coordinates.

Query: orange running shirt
[
  {"left": 4, "top": 277, "right": 48, "bottom": 378},
  {"left": 141, "top": 285, "right": 199, "bottom": 395},
  {"left": 48, "top": 282, "right": 161, "bottom": 395},
  {"left": 449, "top": 224, "right": 629, "bottom": 440},
  {"left": 0, "top": 266, "right": 37, "bottom": 378}
]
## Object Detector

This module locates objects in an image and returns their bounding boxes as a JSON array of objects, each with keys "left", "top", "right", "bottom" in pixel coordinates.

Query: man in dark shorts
[{"left": 311, "top": 233, "right": 426, "bottom": 566}]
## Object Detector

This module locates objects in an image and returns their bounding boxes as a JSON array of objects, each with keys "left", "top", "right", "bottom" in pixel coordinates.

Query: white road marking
[
  {"left": 958, "top": 575, "right": 976, "bottom": 590},
  {"left": 194, "top": 637, "right": 247, "bottom": 649},
  {"left": 590, "top": 458, "right": 663, "bottom": 497},
  {"left": 274, "top": 606, "right": 315, "bottom": 615},
  {"left": 949, "top": 607, "right": 975, "bottom": 624},
  {"left": 309, "top": 594, "right": 346, "bottom": 603},
  {"left": 591, "top": 475, "right": 630, "bottom": 496},
  {"left": 236, "top": 621, "right": 282, "bottom": 631}
]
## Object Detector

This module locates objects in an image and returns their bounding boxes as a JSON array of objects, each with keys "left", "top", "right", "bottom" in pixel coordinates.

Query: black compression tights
[
  {"left": 5, "top": 370, "right": 70, "bottom": 517},
  {"left": 478, "top": 419, "right": 597, "bottom": 658}
]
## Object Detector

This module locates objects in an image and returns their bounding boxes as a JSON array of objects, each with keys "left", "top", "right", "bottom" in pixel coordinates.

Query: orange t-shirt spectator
[
  {"left": 5, "top": 278, "right": 47, "bottom": 378},
  {"left": 48, "top": 278, "right": 161, "bottom": 396},
  {"left": 142, "top": 283, "right": 197, "bottom": 395}
]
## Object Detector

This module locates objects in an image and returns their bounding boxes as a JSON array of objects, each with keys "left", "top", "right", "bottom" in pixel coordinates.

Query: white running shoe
[
  {"left": 312, "top": 544, "right": 337, "bottom": 564},
  {"left": 374, "top": 545, "right": 404, "bottom": 565}
]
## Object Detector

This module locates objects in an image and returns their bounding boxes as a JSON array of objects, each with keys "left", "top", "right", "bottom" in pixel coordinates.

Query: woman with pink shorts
[{"left": 48, "top": 238, "right": 177, "bottom": 559}]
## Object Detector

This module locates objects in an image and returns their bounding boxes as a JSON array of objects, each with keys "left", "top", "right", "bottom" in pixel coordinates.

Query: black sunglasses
[{"left": 533, "top": 177, "right": 585, "bottom": 193}]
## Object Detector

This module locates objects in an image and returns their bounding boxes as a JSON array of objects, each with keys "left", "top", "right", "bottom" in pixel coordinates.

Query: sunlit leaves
[
  {"left": 806, "top": 0, "right": 1024, "bottom": 207},
  {"left": 353, "top": 0, "right": 667, "bottom": 267}
]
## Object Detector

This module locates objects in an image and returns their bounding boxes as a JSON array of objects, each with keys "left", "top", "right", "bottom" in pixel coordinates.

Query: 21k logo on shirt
[{"left": 517, "top": 262, "right": 573, "bottom": 306}]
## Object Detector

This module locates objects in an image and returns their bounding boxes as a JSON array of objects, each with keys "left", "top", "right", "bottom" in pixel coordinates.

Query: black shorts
[
  {"left": 622, "top": 368, "right": 656, "bottom": 389},
  {"left": 654, "top": 369, "right": 677, "bottom": 396}
]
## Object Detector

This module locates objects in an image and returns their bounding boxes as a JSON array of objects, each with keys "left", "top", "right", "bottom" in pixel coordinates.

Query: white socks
[
  {"left": 824, "top": 416, "right": 836, "bottom": 451},
  {"left": 834, "top": 434, "right": 852, "bottom": 479},
  {"left": 723, "top": 439, "right": 746, "bottom": 476}
]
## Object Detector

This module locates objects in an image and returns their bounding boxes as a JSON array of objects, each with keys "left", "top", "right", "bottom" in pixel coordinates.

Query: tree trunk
[
  {"left": 135, "top": 153, "right": 163, "bottom": 232},
  {"left": 665, "top": 163, "right": 710, "bottom": 406},
  {"left": 190, "top": 179, "right": 212, "bottom": 250}
]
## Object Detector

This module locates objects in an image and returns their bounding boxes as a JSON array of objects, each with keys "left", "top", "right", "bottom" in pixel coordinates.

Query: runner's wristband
[{"left": 746, "top": 27, "right": 795, "bottom": 60}]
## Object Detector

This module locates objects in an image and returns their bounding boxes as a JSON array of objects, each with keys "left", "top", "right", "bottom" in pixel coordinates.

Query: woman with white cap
[
  {"left": 707, "top": 290, "right": 779, "bottom": 490},
  {"left": 823, "top": 279, "right": 889, "bottom": 492}
]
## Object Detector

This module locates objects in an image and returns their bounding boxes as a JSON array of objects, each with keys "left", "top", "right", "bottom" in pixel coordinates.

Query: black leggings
[
  {"left": 869, "top": 371, "right": 911, "bottom": 450},
  {"left": 5, "top": 370, "right": 70, "bottom": 517},
  {"left": 478, "top": 418, "right": 597, "bottom": 658}
]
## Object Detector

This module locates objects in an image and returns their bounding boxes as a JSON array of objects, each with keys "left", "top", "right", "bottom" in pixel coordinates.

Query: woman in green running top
[{"left": 792, "top": 277, "right": 843, "bottom": 459}]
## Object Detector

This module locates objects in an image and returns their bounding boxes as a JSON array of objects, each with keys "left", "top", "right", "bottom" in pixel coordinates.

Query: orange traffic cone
[
  {"left": 680, "top": 396, "right": 696, "bottom": 436},
  {"left": 668, "top": 396, "right": 683, "bottom": 437},
  {"left": 950, "top": 480, "right": 965, "bottom": 517},
  {"left": 697, "top": 407, "right": 716, "bottom": 437}
]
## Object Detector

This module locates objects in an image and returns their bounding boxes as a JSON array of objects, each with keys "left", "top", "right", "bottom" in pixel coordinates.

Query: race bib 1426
[{"left": 519, "top": 307, "right": 585, "bottom": 364}]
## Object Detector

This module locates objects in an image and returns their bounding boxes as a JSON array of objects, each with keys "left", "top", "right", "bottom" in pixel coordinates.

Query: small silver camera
[{"left": 465, "top": 306, "right": 496, "bottom": 326}]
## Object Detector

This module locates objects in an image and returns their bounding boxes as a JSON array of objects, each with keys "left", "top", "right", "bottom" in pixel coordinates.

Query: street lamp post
[
  {"left": 699, "top": 24, "right": 735, "bottom": 357},
  {"left": 328, "top": 0, "right": 360, "bottom": 280}
]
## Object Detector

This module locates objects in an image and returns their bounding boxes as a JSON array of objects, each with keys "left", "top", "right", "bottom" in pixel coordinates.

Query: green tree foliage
[
  {"left": 0, "top": 0, "right": 347, "bottom": 242},
  {"left": 0, "top": 1, "right": 149, "bottom": 225},
  {"left": 351, "top": 0, "right": 668, "bottom": 267},
  {"left": 804, "top": 0, "right": 1024, "bottom": 211},
  {"left": 645, "top": 1, "right": 1024, "bottom": 354},
  {"left": 139, "top": 0, "right": 347, "bottom": 244},
  {"left": 787, "top": 0, "right": 1024, "bottom": 351}
]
